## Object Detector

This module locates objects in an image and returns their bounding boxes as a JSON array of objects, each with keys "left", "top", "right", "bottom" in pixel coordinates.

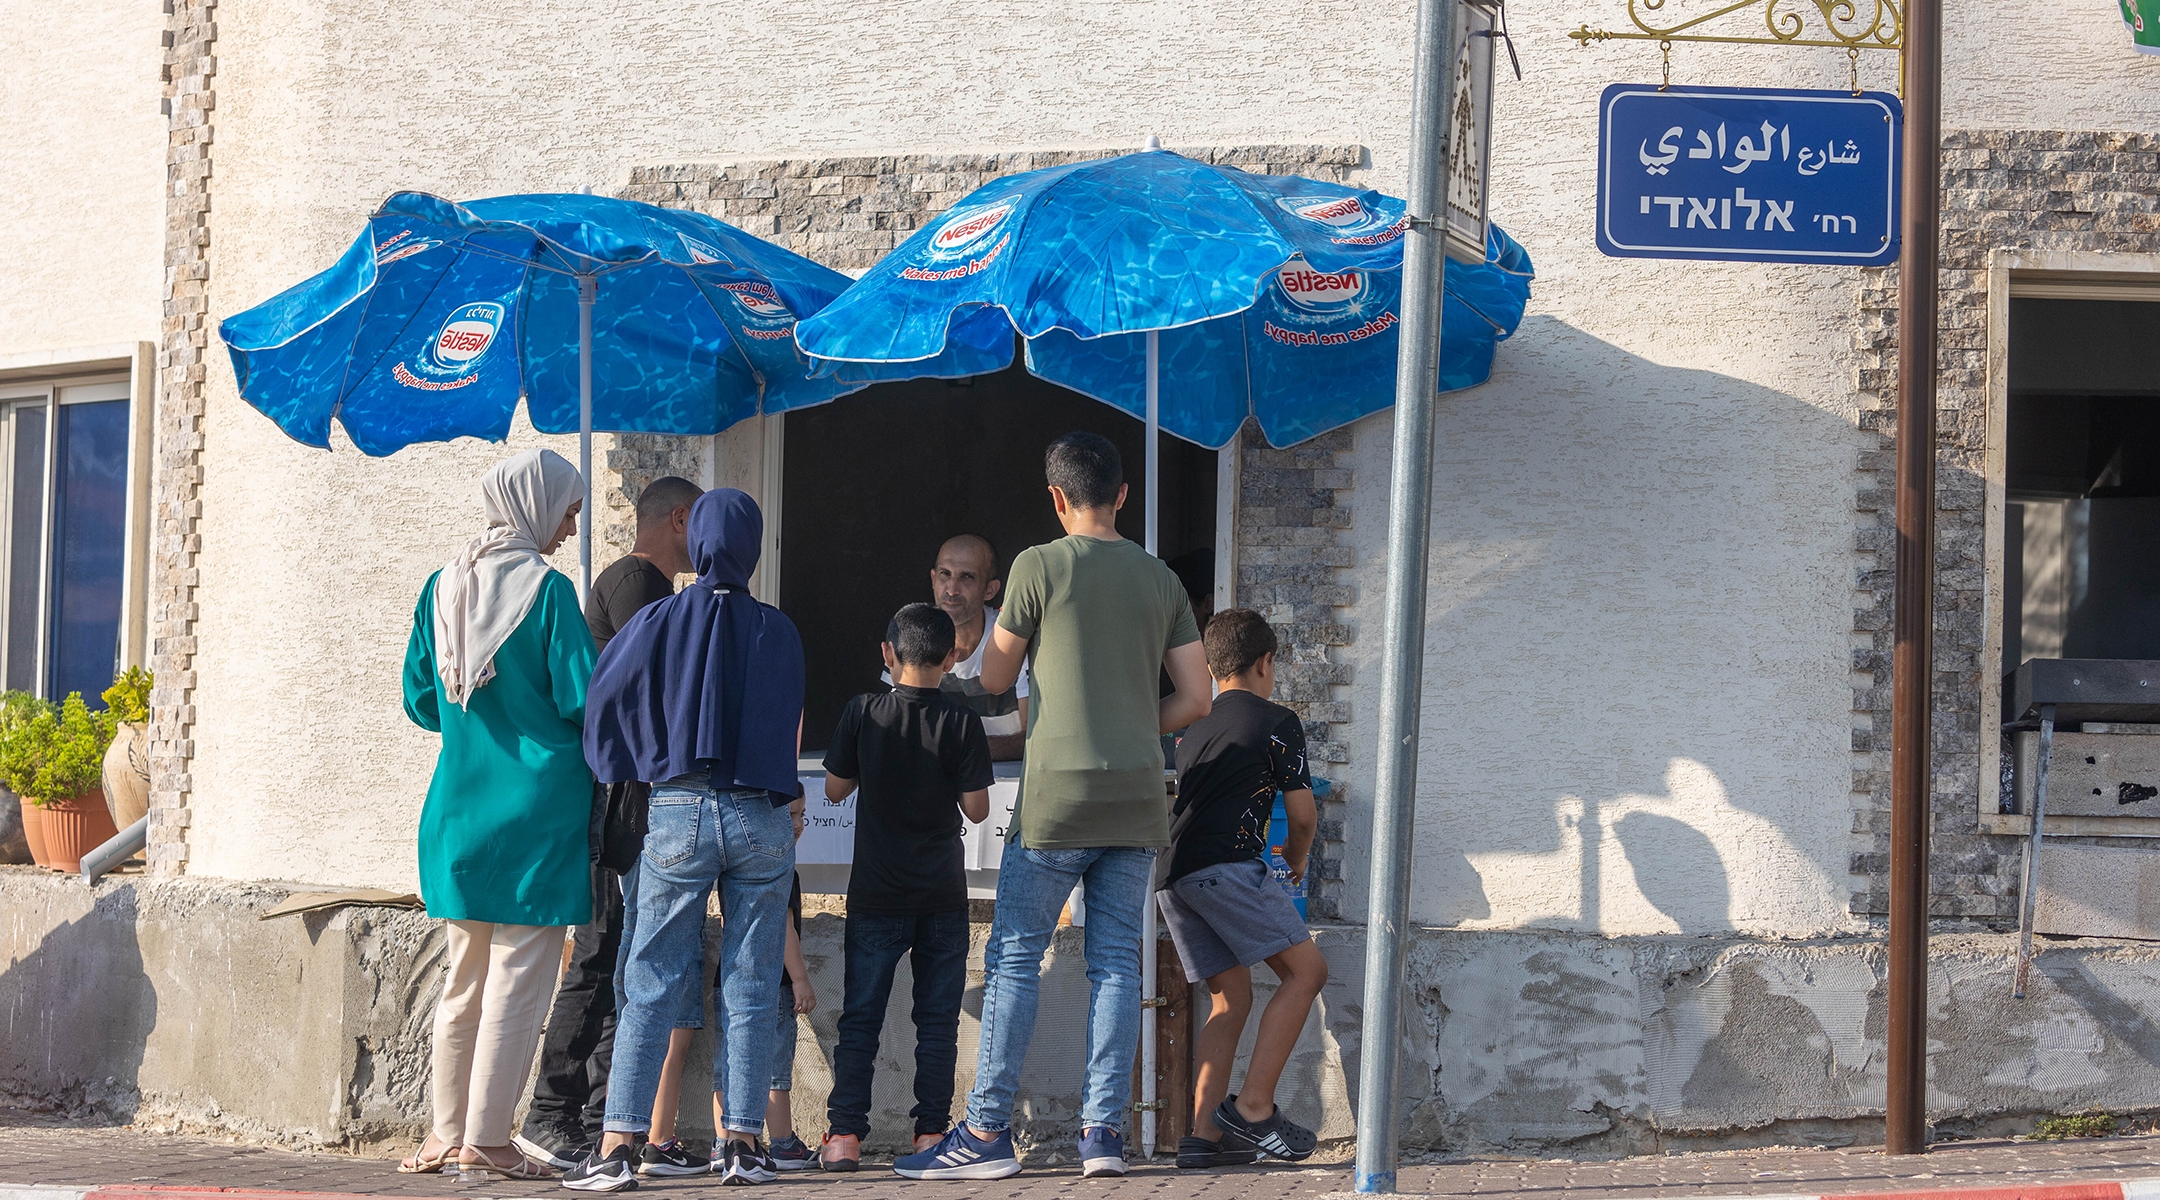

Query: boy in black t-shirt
[
  {"left": 1162, "top": 609, "right": 1328, "bottom": 1170},
  {"left": 819, "top": 604, "right": 992, "bottom": 1170}
]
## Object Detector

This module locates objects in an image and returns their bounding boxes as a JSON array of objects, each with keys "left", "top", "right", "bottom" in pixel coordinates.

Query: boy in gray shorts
[{"left": 1157, "top": 609, "right": 1329, "bottom": 1168}]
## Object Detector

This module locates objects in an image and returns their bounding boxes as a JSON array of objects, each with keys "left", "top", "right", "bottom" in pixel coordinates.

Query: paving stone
[{"left": 10, "top": 1110, "right": 2160, "bottom": 1200}]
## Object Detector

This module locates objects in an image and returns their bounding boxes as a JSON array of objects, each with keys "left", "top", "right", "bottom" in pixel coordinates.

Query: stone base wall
[{"left": 13, "top": 869, "right": 2160, "bottom": 1156}]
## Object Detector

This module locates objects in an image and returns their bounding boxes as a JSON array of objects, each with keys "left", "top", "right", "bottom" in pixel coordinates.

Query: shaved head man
[{"left": 888, "top": 534, "right": 1029, "bottom": 760}]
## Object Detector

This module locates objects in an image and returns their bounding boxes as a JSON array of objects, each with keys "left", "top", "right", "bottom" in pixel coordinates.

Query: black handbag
[{"left": 590, "top": 780, "right": 651, "bottom": 874}]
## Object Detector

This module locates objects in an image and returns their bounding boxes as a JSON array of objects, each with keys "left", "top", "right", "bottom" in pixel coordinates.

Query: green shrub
[
  {"left": 0, "top": 690, "right": 52, "bottom": 737},
  {"left": 2031, "top": 1111, "right": 2117, "bottom": 1140},
  {"left": 103, "top": 666, "right": 153, "bottom": 723},
  {"left": 0, "top": 692, "right": 118, "bottom": 806}
]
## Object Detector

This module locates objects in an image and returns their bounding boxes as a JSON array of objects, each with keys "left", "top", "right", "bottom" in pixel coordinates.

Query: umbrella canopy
[
  {"left": 221, "top": 191, "right": 859, "bottom": 457},
  {"left": 792, "top": 148, "right": 1534, "bottom": 450}
]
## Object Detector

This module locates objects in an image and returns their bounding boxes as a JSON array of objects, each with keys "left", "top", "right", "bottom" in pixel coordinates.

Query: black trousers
[
  {"left": 525, "top": 864, "right": 624, "bottom": 1139},
  {"left": 826, "top": 909, "right": 971, "bottom": 1139}
]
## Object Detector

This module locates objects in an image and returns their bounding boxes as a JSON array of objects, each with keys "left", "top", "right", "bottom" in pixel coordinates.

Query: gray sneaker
[{"left": 516, "top": 1126, "right": 594, "bottom": 1171}]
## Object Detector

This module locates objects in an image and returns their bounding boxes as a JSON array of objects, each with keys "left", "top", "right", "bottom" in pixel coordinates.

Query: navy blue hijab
[{"left": 583, "top": 488, "right": 804, "bottom": 797}]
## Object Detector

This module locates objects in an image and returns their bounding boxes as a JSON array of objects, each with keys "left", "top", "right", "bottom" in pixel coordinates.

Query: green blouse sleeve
[
  {"left": 403, "top": 574, "right": 442, "bottom": 733},
  {"left": 543, "top": 571, "right": 597, "bottom": 729}
]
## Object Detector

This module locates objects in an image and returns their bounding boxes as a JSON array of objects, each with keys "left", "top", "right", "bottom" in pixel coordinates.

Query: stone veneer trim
[
  {"left": 147, "top": 0, "right": 215, "bottom": 874},
  {"left": 1847, "top": 128, "right": 2160, "bottom": 920},
  {"left": 618, "top": 146, "right": 1367, "bottom": 914}
]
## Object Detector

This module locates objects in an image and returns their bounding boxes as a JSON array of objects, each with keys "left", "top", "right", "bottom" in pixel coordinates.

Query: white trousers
[{"left": 430, "top": 919, "right": 567, "bottom": 1147}]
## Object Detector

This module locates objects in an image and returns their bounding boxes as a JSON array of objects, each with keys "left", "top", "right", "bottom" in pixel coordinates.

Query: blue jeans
[
  {"left": 826, "top": 909, "right": 971, "bottom": 1139},
  {"left": 603, "top": 781, "right": 794, "bottom": 1138},
  {"left": 964, "top": 841, "right": 1156, "bottom": 1136}
]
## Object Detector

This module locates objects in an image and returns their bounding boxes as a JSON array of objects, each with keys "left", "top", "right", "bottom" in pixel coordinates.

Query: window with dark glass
[{"left": 0, "top": 382, "right": 130, "bottom": 702}]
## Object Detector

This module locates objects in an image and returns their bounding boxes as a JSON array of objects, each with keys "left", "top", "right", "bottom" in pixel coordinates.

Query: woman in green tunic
[{"left": 397, "top": 448, "right": 595, "bottom": 1181}]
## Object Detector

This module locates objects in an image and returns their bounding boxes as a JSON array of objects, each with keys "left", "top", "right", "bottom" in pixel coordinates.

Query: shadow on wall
[
  {"left": 1392, "top": 313, "right": 1870, "bottom": 935},
  {"left": 0, "top": 880, "right": 155, "bottom": 1117},
  {"left": 1613, "top": 813, "right": 1729, "bottom": 935}
]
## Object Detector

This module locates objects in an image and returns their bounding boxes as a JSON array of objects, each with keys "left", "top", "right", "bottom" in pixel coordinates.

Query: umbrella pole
[
  {"left": 578, "top": 274, "right": 596, "bottom": 598},
  {"left": 1141, "top": 325, "right": 1160, "bottom": 1160},
  {"left": 1145, "top": 328, "right": 1160, "bottom": 556}
]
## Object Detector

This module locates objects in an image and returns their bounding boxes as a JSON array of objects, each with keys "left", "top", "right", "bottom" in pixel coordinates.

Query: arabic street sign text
[{"left": 1597, "top": 85, "right": 1903, "bottom": 267}]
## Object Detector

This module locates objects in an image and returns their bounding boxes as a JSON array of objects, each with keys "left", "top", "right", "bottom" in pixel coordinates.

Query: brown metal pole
[{"left": 1886, "top": 0, "right": 1941, "bottom": 1159}]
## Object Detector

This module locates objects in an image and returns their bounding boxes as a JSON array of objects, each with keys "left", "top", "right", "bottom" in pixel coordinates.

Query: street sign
[
  {"left": 1596, "top": 84, "right": 1903, "bottom": 266},
  {"left": 1443, "top": 0, "right": 1499, "bottom": 264}
]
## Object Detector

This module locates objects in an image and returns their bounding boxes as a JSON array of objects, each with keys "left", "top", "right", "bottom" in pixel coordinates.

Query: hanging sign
[
  {"left": 1443, "top": 1, "right": 1501, "bottom": 264},
  {"left": 2125, "top": 0, "right": 2160, "bottom": 54},
  {"left": 1596, "top": 84, "right": 1903, "bottom": 267}
]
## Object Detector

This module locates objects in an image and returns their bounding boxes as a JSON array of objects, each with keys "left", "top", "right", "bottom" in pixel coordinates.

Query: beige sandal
[
  {"left": 397, "top": 1141, "right": 459, "bottom": 1174},
  {"left": 458, "top": 1146, "right": 555, "bottom": 1180}
]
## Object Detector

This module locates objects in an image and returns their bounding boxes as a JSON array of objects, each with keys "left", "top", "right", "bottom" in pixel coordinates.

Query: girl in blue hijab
[{"left": 574, "top": 488, "right": 807, "bottom": 1187}]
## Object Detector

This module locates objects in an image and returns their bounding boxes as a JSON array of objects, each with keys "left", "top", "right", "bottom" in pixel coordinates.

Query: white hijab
[{"left": 433, "top": 448, "right": 585, "bottom": 708}]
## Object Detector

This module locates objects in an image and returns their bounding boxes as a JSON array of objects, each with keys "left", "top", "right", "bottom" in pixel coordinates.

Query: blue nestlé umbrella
[
  {"left": 793, "top": 144, "right": 1534, "bottom": 545},
  {"left": 220, "top": 191, "right": 864, "bottom": 589}
]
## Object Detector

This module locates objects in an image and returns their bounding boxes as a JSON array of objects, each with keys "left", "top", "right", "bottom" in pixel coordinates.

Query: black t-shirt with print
[
  {"left": 823, "top": 685, "right": 993, "bottom": 917},
  {"left": 1167, "top": 689, "right": 1312, "bottom": 884}
]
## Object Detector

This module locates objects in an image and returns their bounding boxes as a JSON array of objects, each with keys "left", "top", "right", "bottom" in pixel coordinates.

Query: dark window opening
[
  {"left": 2003, "top": 297, "right": 2160, "bottom": 669},
  {"left": 780, "top": 359, "right": 1218, "bottom": 753}
]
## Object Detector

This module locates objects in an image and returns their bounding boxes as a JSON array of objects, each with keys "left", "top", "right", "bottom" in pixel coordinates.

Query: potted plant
[
  {"left": 0, "top": 692, "right": 55, "bottom": 867},
  {"left": 0, "top": 692, "right": 119, "bottom": 872},
  {"left": 101, "top": 667, "right": 153, "bottom": 828}
]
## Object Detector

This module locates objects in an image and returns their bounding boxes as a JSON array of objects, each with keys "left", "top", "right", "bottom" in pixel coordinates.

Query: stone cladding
[
  {"left": 146, "top": 0, "right": 216, "bottom": 875},
  {"left": 618, "top": 145, "right": 1367, "bottom": 914},
  {"left": 1847, "top": 128, "right": 2160, "bottom": 920}
]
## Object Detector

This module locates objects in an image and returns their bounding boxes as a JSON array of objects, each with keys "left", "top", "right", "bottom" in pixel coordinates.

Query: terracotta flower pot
[
  {"left": 103, "top": 721, "right": 150, "bottom": 828},
  {"left": 39, "top": 790, "right": 119, "bottom": 873},
  {"left": 15, "top": 795, "right": 48, "bottom": 867}
]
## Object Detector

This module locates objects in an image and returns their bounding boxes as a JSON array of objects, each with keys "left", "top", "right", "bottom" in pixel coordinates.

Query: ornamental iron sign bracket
[{"left": 1571, "top": 0, "right": 1904, "bottom": 92}]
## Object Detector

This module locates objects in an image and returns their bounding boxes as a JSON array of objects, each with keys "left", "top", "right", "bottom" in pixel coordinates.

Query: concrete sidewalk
[{"left": 4, "top": 1110, "right": 2160, "bottom": 1199}]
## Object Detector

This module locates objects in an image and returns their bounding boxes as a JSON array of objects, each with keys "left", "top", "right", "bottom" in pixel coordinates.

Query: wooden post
[{"left": 1157, "top": 937, "right": 1195, "bottom": 1148}]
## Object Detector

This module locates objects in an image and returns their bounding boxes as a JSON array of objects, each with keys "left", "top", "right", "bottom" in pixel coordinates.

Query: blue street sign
[{"left": 1597, "top": 84, "right": 1903, "bottom": 266}]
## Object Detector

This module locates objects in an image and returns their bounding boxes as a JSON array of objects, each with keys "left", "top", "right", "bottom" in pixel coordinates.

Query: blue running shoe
[
  {"left": 1078, "top": 1126, "right": 1127, "bottom": 1178},
  {"left": 893, "top": 1124, "right": 1021, "bottom": 1181}
]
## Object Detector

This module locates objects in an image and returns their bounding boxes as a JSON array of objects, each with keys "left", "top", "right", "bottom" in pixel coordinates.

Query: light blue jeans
[
  {"left": 603, "top": 780, "right": 794, "bottom": 1138},
  {"left": 964, "top": 839, "right": 1157, "bottom": 1135}
]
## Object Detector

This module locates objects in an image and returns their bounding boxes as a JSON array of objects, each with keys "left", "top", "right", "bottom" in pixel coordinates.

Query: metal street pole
[
  {"left": 1355, "top": 0, "right": 1455, "bottom": 1190},
  {"left": 1886, "top": 0, "right": 1941, "bottom": 1158}
]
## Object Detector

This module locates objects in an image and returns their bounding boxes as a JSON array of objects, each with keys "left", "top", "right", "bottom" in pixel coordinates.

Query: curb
[
  {"left": 0, "top": 1191, "right": 465, "bottom": 1200},
  {"left": 1315, "top": 1181, "right": 2160, "bottom": 1200}
]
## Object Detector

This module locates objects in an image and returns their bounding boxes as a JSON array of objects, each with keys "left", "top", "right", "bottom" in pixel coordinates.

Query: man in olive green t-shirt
[{"left": 900, "top": 433, "right": 1210, "bottom": 1182}]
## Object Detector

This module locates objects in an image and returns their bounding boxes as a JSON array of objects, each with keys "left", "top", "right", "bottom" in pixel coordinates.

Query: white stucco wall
[
  {"left": 1335, "top": 4, "right": 2160, "bottom": 936},
  {"left": 0, "top": 0, "right": 164, "bottom": 355},
  {"left": 172, "top": 0, "right": 2160, "bottom": 901},
  {"left": 179, "top": 0, "right": 1456, "bottom": 889}
]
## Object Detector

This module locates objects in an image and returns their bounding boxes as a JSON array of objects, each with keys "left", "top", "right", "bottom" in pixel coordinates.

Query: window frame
[{"left": 1980, "top": 249, "right": 2160, "bottom": 837}]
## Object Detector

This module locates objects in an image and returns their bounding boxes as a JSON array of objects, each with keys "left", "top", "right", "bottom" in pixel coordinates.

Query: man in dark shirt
[
  {"left": 1160, "top": 608, "right": 1327, "bottom": 1170},
  {"left": 819, "top": 603, "right": 992, "bottom": 1170},
  {"left": 586, "top": 475, "right": 702, "bottom": 654},
  {"left": 514, "top": 474, "right": 702, "bottom": 1169}
]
